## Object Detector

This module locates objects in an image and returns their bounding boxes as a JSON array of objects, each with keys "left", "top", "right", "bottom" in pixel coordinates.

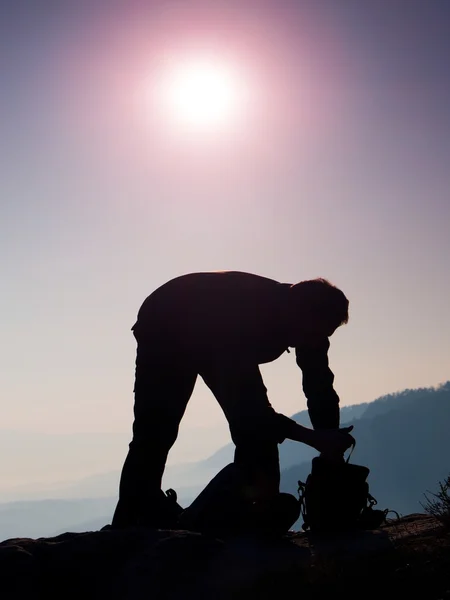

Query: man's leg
[
  {"left": 112, "top": 341, "right": 197, "bottom": 529},
  {"left": 200, "top": 361, "right": 281, "bottom": 503}
]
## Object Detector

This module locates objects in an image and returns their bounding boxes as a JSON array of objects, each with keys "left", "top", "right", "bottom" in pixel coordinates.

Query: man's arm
[
  {"left": 295, "top": 338, "right": 340, "bottom": 430},
  {"left": 275, "top": 412, "right": 354, "bottom": 455}
]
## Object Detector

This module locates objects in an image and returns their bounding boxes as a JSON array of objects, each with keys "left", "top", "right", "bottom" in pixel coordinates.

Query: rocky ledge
[{"left": 1, "top": 514, "right": 448, "bottom": 600}]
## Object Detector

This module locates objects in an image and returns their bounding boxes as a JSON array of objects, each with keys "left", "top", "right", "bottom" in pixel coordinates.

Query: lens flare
[{"left": 153, "top": 56, "right": 246, "bottom": 134}]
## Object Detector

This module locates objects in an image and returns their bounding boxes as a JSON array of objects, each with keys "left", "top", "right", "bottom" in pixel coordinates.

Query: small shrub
[{"left": 421, "top": 474, "right": 450, "bottom": 529}]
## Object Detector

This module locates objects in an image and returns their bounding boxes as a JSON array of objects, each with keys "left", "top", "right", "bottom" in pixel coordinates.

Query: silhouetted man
[{"left": 112, "top": 271, "right": 353, "bottom": 529}]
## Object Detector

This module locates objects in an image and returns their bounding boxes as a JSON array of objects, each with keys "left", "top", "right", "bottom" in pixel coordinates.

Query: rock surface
[{"left": 1, "top": 514, "right": 448, "bottom": 599}]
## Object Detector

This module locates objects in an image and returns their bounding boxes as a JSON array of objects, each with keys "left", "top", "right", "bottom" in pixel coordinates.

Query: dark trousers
[{"left": 112, "top": 332, "right": 282, "bottom": 528}]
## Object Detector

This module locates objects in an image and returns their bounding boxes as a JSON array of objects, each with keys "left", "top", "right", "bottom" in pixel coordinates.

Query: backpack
[
  {"left": 177, "top": 463, "right": 300, "bottom": 537},
  {"left": 297, "top": 449, "right": 393, "bottom": 533}
]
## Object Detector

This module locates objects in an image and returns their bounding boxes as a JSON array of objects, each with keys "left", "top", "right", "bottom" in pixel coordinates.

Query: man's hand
[
  {"left": 310, "top": 425, "right": 355, "bottom": 460},
  {"left": 280, "top": 415, "right": 355, "bottom": 458}
]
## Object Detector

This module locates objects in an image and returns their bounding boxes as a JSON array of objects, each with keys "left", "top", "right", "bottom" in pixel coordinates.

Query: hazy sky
[{"left": 1, "top": 0, "right": 449, "bottom": 463}]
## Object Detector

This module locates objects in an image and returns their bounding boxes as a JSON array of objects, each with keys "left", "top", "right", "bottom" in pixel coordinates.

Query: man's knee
[
  {"left": 231, "top": 414, "right": 280, "bottom": 465},
  {"left": 229, "top": 408, "right": 283, "bottom": 448}
]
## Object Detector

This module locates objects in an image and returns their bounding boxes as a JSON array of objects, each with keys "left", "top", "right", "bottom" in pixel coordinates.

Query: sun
[{"left": 155, "top": 56, "right": 245, "bottom": 133}]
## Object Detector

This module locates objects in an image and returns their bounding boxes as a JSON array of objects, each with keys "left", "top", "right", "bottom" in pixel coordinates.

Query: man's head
[{"left": 286, "top": 278, "right": 349, "bottom": 345}]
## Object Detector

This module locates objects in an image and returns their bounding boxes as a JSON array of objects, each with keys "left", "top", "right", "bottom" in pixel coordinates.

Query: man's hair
[{"left": 290, "top": 278, "right": 349, "bottom": 327}]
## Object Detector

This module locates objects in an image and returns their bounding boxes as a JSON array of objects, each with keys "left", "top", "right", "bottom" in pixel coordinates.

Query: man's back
[{"left": 135, "top": 271, "right": 290, "bottom": 361}]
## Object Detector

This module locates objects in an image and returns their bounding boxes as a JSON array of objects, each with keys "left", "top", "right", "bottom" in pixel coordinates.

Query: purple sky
[{"left": 1, "top": 0, "right": 449, "bottom": 464}]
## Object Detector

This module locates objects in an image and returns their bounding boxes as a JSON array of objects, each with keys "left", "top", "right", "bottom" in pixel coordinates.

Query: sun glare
[{"left": 154, "top": 56, "right": 246, "bottom": 133}]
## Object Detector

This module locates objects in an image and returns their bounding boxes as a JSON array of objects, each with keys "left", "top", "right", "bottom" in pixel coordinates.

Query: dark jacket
[{"left": 134, "top": 271, "right": 340, "bottom": 429}]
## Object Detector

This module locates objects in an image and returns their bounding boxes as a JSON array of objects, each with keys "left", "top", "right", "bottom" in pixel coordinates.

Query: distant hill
[
  {"left": 0, "top": 497, "right": 116, "bottom": 540},
  {"left": 1, "top": 382, "right": 448, "bottom": 540},
  {"left": 281, "top": 381, "right": 450, "bottom": 519}
]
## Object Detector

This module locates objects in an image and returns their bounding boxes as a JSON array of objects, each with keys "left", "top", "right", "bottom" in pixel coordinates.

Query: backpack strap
[
  {"left": 345, "top": 440, "right": 356, "bottom": 464},
  {"left": 297, "top": 479, "right": 309, "bottom": 530}
]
